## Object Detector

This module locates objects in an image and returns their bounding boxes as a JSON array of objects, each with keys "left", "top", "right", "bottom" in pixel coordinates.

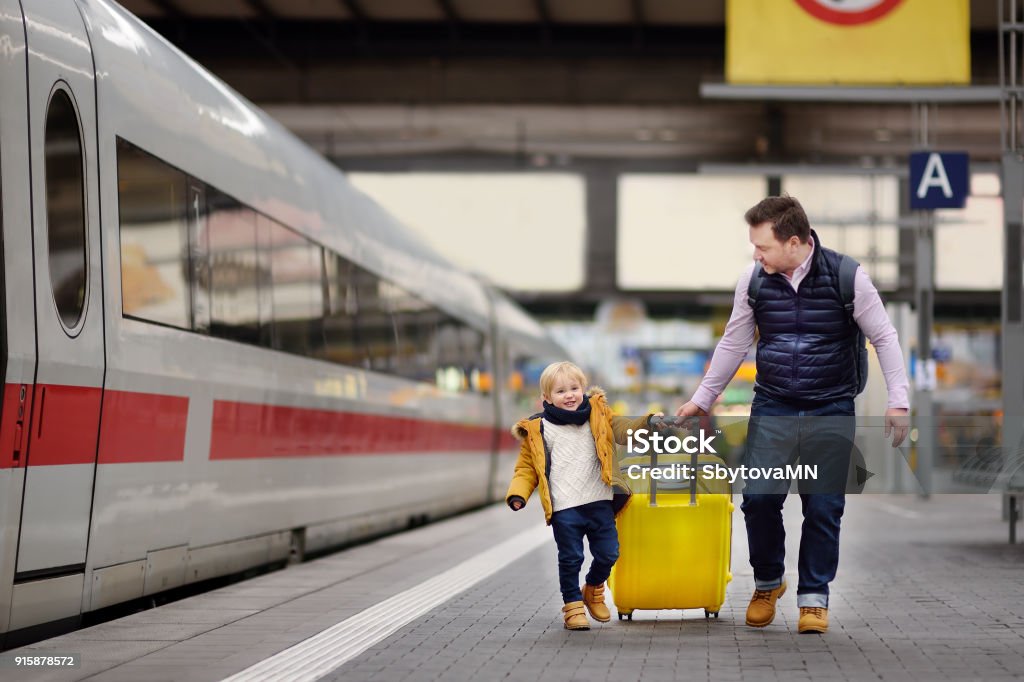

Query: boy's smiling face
[{"left": 544, "top": 373, "right": 585, "bottom": 411}]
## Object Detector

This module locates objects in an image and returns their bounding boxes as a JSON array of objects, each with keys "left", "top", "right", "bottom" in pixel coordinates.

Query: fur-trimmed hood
[{"left": 510, "top": 386, "right": 608, "bottom": 441}]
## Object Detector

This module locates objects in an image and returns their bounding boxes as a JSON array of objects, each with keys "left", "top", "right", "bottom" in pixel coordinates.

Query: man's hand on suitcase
[
  {"left": 649, "top": 415, "right": 690, "bottom": 431},
  {"left": 675, "top": 401, "right": 708, "bottom": 418},
  {"left": 673, "top": 401, "right": 708, "bottom": 431}
]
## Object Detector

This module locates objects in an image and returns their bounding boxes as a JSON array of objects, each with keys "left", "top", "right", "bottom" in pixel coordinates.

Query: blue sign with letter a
[{"left": 909, "top": 151, "right": 969, "bottom": 209}]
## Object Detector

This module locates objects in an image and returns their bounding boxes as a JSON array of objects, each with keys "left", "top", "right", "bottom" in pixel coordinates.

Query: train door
[
  {"left": 14, "top": 0, "right": 104, "bottom": 599},
  {"left": 0, "top": 0, "right": 35, "bottom": 640}
]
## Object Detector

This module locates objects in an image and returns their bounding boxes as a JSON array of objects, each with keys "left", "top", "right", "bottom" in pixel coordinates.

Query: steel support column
[
  {"left": 911, "top": 102, "right": 937, "bottom": 497},
  {"left": 1001, "top": 0, "right": 1024, "bottom": 486},
  {"left": 583, "top": 167, "right": 618, "bottom": 295}
]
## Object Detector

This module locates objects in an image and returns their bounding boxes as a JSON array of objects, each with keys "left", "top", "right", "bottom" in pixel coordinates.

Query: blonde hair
[{"left": 539, "top": 361, "right": 588, "bottom": 398}]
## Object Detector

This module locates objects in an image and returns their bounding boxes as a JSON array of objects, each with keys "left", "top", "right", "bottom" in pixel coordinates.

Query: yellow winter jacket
[{"left": 506, "top": 388, "right": 653, "bottom": 525}]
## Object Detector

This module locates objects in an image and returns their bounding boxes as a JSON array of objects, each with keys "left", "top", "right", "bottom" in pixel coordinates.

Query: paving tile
[
  {"left": 6, "top": 495, "right": 1024, "bottom": 681},
  {"left": 322, "top": 494, "right": 1024, "bottom": 682}
]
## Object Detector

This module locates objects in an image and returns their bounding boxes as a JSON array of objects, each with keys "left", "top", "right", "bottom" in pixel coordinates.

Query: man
[{"left": 676, "top": 195, "right": 909, "bottom": 634}]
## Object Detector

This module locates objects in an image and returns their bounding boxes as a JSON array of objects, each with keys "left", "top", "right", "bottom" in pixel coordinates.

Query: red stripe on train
[
  {"left": 0, "top": 384, "right": 499, "bottom": 467},
  {"left": 0, "top": 385, "right": 188, "bottom": 468},
  {"left": 209, "top": 400, "right": 495, "bottom": 459},
  {"left": 0, "top": 384, "right": 33, "bottom": 469},
  {"left": 26, "top": 384, "right": 102, "bottom": 466},
  {"left": 499, "top": 430, "right": 519, "bottom": 451},
  {"left": 98, "top": 391, "right": 189, "bottom": 464}
]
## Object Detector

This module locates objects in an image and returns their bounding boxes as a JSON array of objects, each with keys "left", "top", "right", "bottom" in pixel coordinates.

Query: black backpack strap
[
  {"left": 747, "top": 262, "right": 764, "bottom": 309},
  {"left": 838, "top": 255, "right": 859, "bottom": 325}
]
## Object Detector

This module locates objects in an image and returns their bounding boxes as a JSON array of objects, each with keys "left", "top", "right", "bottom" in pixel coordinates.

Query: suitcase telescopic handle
[
  {"left": 646, "top": 416, "right": 679, "bottom": 507},
  {"left": 647, "top": 427, "right": 700, "bottom": 507},
  {"left": 689, "top": 448, "right": 698, "bottom": 507},
  {"left": 650, "top": 439, "right": 659, "bottom": 507}
]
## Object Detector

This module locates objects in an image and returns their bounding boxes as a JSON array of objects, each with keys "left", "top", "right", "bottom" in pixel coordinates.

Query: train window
[
  {"left": 352, "top": 265, "right": 397, "bottom": 373},
  {"left": 188, "top": 184, "right": 211, "bottom": 333},
  {"left": 207, "top": 191, "right": 261, "bottom": 344},
  {"left": 434, "top": 320, "right": 468, "bottom": 392},
  {"left": 116, "top": 139, "right": 191, "bottom": 329},
  {"left": 387, "top": 283, "right": 439, "bottom": 384},
  {"left": 460, "top": 326, "right": 488, "bottom": 393},
  {"left": 510, "top": 355, "right": 546, "bottom": 413},
  {"left": 432, "top": 320, "right": 491, "bottom": 393},
  {"left": 45, "top": 89, "right": 87, "bottom": 330},
  {"left": 264, "top": 219, "right": 325, "bottom": 357},
  {"left": 109, "top": 144, "right": 492, "bottom": 388},
  {"left": 254, "top": 215, "right": 275, "bottom": 348},
  {"left": 323, "top": 252, "right": 364, "bottom": 366}
]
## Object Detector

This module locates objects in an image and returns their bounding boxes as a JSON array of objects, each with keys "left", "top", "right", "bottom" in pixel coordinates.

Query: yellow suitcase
[{"left": 609, "top": 451, "right": 734, "bottom": 620}]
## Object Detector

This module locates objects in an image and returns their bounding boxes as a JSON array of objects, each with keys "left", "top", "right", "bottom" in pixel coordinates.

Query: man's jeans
[
  {"left": 740, "top": 394, "right": 855, "bottom": 608},
  {"left": 550, "top": 500, "right": 619, "bottom": 603}
]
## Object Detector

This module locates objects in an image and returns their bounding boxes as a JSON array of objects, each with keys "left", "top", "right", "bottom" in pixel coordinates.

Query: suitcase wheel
[
  {"left": 704, "top": 609, "right": 719, "bottom": 619},
  {"left": 617, "top": 611, "right": 633, "bottom": 621}
]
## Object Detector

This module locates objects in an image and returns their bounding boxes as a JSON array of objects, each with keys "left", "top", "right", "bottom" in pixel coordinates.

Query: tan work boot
[
  {"left": 582, "top": 583, "right": 611, "bottom": 622},
  {"left": 798, "top": 606, "right": 829, "bottom": 633},
  {"left": 745, "top": 582, "right": 787, "bottom": 627},
  {"left": 562, "top": 601, "right": 590, "bottom": 630}
]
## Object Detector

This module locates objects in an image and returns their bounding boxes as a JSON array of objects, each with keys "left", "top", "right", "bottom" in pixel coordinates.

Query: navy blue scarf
[{"left": 542, "top": 394, "right": 591, "bottom": 426}]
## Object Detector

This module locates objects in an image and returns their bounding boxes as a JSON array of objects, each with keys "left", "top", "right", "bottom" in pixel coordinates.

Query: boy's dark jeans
[
  {"left": 550, "top": 499, "right": 619, "bottom": 603},
  {"left": 740, "top": 395, "right": 855, "bottom": 609}
]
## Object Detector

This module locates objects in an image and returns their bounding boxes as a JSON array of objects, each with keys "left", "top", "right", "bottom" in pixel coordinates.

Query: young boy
[{"left": 507, "top": 361, "right": 656, "bottom": 630}]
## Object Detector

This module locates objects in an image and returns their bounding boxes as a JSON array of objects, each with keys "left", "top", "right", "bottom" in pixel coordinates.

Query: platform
[{"left": 5, "top": 494, "right": 1024, "bottom": 682}]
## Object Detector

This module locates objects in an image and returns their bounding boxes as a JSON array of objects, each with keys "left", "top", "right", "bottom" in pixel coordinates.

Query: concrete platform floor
[{"left": 5, "top": 494, "right": 1024, "bottom": 681}]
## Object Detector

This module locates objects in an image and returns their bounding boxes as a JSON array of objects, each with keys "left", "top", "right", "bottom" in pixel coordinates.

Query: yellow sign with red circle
[{"left": 727, "top": 0, "right": 970, "bottom": 85}]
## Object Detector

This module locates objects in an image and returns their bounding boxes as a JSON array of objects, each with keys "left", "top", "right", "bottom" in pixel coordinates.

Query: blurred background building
[{"left": 119, "top": 0, "right": 1004, "bottom": 469}]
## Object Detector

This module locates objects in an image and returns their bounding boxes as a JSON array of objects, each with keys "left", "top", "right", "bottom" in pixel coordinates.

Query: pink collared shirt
[{"left": 690, "top": 240, "right": 910, "bottom": 412}]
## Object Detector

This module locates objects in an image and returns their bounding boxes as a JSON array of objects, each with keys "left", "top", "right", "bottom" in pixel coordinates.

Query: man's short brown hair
[{"left": 744, "top": 195, "right": 811, "bottom": 244}]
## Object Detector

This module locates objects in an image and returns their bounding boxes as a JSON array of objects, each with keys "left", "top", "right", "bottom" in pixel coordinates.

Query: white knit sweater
[{"left": 543, "top": 418, "right": 613, "bottom": 513}]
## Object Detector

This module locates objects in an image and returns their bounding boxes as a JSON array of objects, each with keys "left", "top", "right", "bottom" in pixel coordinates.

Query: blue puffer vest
[{"left": 752, "top": 230, "right": 859, "bottom": 404}]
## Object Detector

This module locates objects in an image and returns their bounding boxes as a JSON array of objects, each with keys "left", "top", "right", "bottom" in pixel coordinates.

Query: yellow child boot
[
  {"left": 562, "top": 601, "right": 590, "bottom": 630},
  {"left": 582, "top": 583, "right": 611, "bottom": 622}
]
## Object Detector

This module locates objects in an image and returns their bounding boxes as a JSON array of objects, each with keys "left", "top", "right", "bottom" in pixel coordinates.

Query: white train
[{"left": 0, "top": 0, "right": 562, "bottom": 643}]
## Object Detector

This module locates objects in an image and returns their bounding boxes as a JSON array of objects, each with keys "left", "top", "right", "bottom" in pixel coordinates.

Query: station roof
[
  {"left": 114, "top": 0, "right": 1005, "bottom": 164},
  {"left": 119, "top": 0, "right": 997, "bottom": 29}
]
